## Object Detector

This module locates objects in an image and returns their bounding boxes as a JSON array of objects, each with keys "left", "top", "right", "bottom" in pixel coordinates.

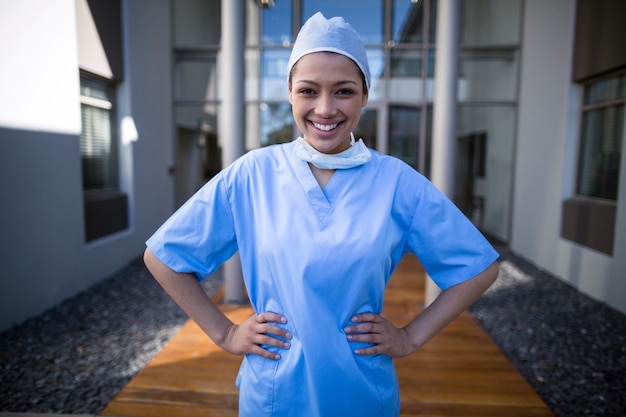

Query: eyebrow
[{"left": 295, "top": 79, "right": 358, "bottom": 87}]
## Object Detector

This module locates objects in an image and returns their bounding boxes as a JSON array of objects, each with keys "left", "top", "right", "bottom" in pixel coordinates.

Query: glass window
[
  {"left": 461, "top": 0, "right": 521, "bottom": 45},
  {"left": 262, "top": 1, "right": 293, "bottom": 46},
  {"left": 260, "top": 102, "right": 294, "bottom": 146},
  {"left": 389, "top": 105, "right": 421, "bottom": 169},
  {"left": 577, "top": 74, "right": 625, "bottom": 200},
  {"left": 366, "top": 49, "right": 385, "bottom": 101},
  {"left": 246, "top": 48, "right": 261, "bottom": 101},
  {"left": 390, "top": 49, "right": 423, "bottom": 101},
  {"left": 80, "top": 75, "right": 117, "bottom": 190},
  {"left": 261, "top": 49, "right": 291, "bottom": 101},
  {"left": 173, "top": 0, "right": 221, "bottom": 47},
  {"left": 174, "top": 105, "right": 220, "bottom": 205},
  {"left": 392, "top": 0, "right": 424, "bottom": 44},
  {"left": 459, "top": 50, "right": 518, "bottom": 101},
  {"left": 302, "top": 0, "right": 384, "bottom": 44},
  {"left": 457, "top": 105, "right": 516, "bottom": 241},
  {"left": 354, "top": 108, "right": 378, "bottom": 150},
  {"left": 585, "top": 73, "right": 626, "bottom": 105},
  {"left": 174, "top": 54, "right": 219, "bottom": 101}
]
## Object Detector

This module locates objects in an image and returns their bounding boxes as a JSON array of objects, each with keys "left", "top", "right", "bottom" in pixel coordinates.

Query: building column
[
  {"left": 220, "top": 0, "right": 246, "bottom": 304},
  {"left": 426, "top": 0, "right": 461, "bottom": 307}
]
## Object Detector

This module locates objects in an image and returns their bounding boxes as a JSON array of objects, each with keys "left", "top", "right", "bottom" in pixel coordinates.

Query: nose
[{"left": 315, "top": 92, "right": 337, "bottom": 117}]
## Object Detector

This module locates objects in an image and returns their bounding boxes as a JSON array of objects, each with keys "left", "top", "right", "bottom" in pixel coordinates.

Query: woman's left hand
[{"left": 344, "top": 313, "right": 415, "bottom": 358}]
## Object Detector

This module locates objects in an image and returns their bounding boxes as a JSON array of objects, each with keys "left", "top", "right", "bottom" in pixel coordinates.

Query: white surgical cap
[{"left": 287, "top": 12, "right": 371, "bottom": 90}]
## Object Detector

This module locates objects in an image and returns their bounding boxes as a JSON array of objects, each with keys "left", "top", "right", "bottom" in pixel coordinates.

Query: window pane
[
  {"left": 174, "top": 105, "right": 220, "bottom": 205},
  {"left": 367, "top": 49, "right": 385, "bottom": 101},
  {"left": 260, "top": 102, "right": 294, "bottom": 147},
  {"left": 584, "top": 73, "right": 626, "bottom": 106},
  {"left": 461, "top": 0, "right": 522, "bottom": 45},
  {"left": 393, "top": 0, "right": 424, "bottom": 44},
  {"left": 302, "top": 0, "right": 383, "bottom": 44},
  {"left": 174, "top": 56, "right": 219, "bottom": 100},
  {"left": 246, "top": 48, "right": 261, "bottom": 101},
  {"left": 354, "top": 108, "right": 377, "bottom": 150},
  {"left": 457, "top": 105, "right": 516, "bottom": 241},
  {"left": 173, "top": 0, "right": 221, "bottom": 47},
  {"left": 577, "top": 105, "right": 624, "bottom": 200},
  {"left": 459, "top": 50, "right": 518, "bottom": 101},
  {"left": 389, "top": 105, "right": 421, "bottom": 169},
  {"left": 262, "top": 1, "right": 293, "bottom": 46},
  {"left": 262, "top": 49, "right": 290, "bottom": 101},
  {"left": 390, "top": 49, "right": 423, "bottom": 101},
  {"left": 81, "top": 105, "right": 113, "bottom": 189},
  {"left": 80, "top": 76, "right": 116, "bottom": 190}
]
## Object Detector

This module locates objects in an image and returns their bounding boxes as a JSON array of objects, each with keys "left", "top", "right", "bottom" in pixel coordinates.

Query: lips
[{"left": 312, "top": 121, "right": 339, "bottom": 131}]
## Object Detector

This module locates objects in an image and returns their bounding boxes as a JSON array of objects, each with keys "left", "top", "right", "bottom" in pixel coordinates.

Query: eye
[
  {"left": 298, "top": 88, "right": 316, "bottom": 95},
  {"left": 337, "top": 88, "right": 356, "bottom": 96}
]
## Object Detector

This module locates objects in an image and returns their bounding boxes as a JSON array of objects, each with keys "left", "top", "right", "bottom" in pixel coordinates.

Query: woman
[{"left": 144, "top": 12, "right": 499, "bottom": 417}]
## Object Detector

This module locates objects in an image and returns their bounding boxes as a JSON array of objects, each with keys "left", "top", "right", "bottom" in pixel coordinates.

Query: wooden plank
[{"left": 101, "top": 255, "right": 553, "bottom": 417}]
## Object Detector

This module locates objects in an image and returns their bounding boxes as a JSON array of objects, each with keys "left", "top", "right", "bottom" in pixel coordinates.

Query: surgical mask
[{"left": 293, "top": 133, "right": 371, "bottom": 170}]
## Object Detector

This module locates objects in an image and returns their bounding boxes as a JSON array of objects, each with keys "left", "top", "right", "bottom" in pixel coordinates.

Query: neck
[{"left": 309, "top": 163, "right": 335, "bottom": 188}]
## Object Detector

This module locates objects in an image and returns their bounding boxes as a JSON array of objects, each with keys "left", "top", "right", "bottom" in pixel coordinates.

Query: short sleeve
[
  {"left": 145, "top": 173, "right": 238, "bottom": 281},
  {"left": 405, "top": 180, "right": 499, "bottom": 290}
]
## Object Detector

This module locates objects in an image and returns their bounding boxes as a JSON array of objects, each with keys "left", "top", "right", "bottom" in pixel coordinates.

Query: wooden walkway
[{"left": 101, "top": 255, "right": 554, "bottom": 417}]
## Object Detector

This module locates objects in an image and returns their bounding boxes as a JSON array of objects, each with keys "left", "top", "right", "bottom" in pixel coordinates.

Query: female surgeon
[{"left": 144, "top": 12, "right": 499, "bottom": 417}]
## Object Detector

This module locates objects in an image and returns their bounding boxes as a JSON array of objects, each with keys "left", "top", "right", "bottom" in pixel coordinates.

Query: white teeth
[{"left": 313, "top": 122, "right": 338, "bottom": 131}]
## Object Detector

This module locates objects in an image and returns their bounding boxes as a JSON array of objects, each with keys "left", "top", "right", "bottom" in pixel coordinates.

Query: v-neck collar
[{"left": 284, "top": 142, "right": 354, "bottom": 225}]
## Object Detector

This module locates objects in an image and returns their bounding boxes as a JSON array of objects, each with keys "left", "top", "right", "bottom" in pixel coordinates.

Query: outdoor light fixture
[{"left": 257, "top": 0, "right": 275, "bottom": 8}]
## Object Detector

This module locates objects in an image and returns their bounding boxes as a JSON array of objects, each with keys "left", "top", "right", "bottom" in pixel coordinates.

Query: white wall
[
  {"left": 512, "top": 0, "right": 626, "bottom": 314},
  {"left": 0, "top": 0, "right": 81, "bottom": 134},
  {"left": 0, "top": 0, "right": 175, "bottom": 331}
]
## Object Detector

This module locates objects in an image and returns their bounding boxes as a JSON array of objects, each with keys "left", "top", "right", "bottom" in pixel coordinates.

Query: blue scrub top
[{"left": 146, "top": 140, "right": 499, "bottom": 417}]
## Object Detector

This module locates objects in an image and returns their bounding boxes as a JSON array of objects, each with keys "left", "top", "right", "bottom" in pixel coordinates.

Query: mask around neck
[{"left": 293, "top": 133, "right": 371, "bottom": 170}]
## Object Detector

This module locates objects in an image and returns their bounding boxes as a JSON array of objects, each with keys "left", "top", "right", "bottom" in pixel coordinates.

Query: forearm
[
  {"left": 143, "top": 248, "right": 234, "bottom": 347},
  {"left": 405, "top": 261, "right": 499, "bottom": 351}
]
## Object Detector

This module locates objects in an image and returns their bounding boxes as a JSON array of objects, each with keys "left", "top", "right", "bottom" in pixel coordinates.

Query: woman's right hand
[{"left": 221, "top": 312, "right": 292, "bottom": 360}]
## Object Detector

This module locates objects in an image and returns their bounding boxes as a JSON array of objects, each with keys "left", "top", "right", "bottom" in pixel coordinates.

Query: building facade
[{"left": 0, "top": 0, "right": 624, "bottom": 331}]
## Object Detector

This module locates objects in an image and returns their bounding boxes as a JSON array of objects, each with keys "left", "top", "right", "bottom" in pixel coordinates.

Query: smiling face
[{"left": 289, "top": 52, "right": 368, "bottom": 154}]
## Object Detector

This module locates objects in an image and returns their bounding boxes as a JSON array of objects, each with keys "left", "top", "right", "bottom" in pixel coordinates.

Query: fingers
[
  {"left": 344, "top": 313, "right": 383, "bottom": 336},
  {"left": 254, "top": 312, "right": 292, "bottom": 341},
  {"left": 232, "top": 312, "right": 292, "bottom": 361},
  {"left": 344, "top": 313, "right": 410, "bottom": 357}
]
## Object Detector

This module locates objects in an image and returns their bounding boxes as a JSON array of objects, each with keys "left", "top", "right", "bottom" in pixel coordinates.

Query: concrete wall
[
  {"left": 0, "top": 0, "right": 175, "bottom": 331},
  {"left": 512, "top": 0, "right": 626, "bottom": 314}
]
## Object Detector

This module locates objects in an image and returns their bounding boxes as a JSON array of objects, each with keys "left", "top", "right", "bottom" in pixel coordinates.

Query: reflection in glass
[
  {"left": 457, "top": 105, "right": 516, "bottom": 241},
  {"left": 262, "top": 49, "right": 291, "bottom": 101},
  {"left": 461, "top": 0, "right": 521, "bottom": 45},
  {"left": 174, "top": 105, "right": 220, "bottom": 206},
  {"left": 393, "top": 0, "right": 424, "bottom": 44},
  {"left": 389, "top": 106, "right": 420, "bottom": 169},
  {"left": 354, "top": 109, "right": 377, "bottom": 150},
  {"left": 262, "top": 1, "right": 293, "bottom": 46},
  {"left": 459, "top": 51, "right": 518, "bottom": 101},
  {"left": 389, "top": 49, "right": 422, "bottom": 101},
  {"left": 174, "top": 57, "right": 219, "bottom": 101},
  {"left": 366, "top": 49, "right": 385, "bottom": 101},
  {"left": 245, "top": 48, "right": 261, "bottom": 101},
  {"left": 577, "top": 105, "right": 624, "bottom": 200},
  {"left": 584, "top": 73, "right": 626, "bottom": 105},
  {"left": 260, "top": 102, "right": 294, "bottom": 146},
  {"left": 302, "top": 0, "right": 383, "bottom": 44},
  {"left": 173, "top": 0, "right": 221, "bottom": 47}
]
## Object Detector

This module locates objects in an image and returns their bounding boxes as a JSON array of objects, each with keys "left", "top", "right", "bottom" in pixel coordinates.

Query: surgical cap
[{"left": 287, "top": 12, "right": 371, "bottom": 90}]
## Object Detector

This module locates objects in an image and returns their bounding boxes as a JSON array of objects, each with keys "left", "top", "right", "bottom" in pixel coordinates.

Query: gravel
[
  {"left": 470, "top": 247, "right": 626, "bottom": 417},
  {"left": 1, "top": 247, "right": 625, "bottom": 416},
  {"left": 0, "top": 258, "right": 222, "bottom": 414}
]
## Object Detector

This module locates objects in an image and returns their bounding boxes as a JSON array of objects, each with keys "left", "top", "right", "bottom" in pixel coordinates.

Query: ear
[
  {"left": 288, "top": 84, "right": 294, "bottom": 105},
  {"left": 361, "top": 90, "right": 368, "bottom": 107}
]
